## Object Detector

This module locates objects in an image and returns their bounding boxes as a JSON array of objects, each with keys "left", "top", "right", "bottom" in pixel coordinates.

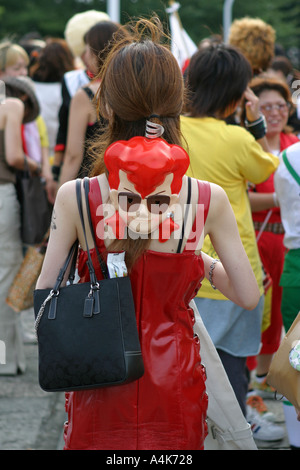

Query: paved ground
[
  {"left": 0, "top": 308, "right": 292, "bottom": 451},
  {"left": 0, "top": 308, "right": 65, "bottom": 450}
]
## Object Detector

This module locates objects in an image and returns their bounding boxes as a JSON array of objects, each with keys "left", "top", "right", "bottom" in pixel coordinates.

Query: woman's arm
[
  {"left": 203, "top": 183, "right": 260, "bottom": 310},
  {"left": 4, "top": 99, "right": 25, "bottom": 167},
  {"left": 248, "top": 191, "right": 278, "bottom": 211},
  {"left": 59, "top": 90, "right": 90, "bottom": 186},
  {"left": 36, "top": 180, "right": 79, "bottom": 289},
  {"left": 40, "top": 144, "right": 57, "bottom": 205},
  {"left": 4, "top": 98, "right": 43, "bottom": 173}
]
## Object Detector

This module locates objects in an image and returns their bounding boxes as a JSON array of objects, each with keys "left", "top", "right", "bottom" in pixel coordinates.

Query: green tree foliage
[
  {"left": 0, "top": 0, "right": 108, "bottom": 40},
  {"left": 0, "top": 0, "right": 299, "bottom": 56},
  {"left": 178, "top": 0, "right": 300, "bottom": 52}
]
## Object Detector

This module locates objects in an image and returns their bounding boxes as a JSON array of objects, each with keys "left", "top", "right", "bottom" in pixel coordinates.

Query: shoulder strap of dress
[
  {"left": 183, "top": 180, "right": 211, "bottom": 252},
  {"left": 176, "top": 176, "right": 192, "bottom": 253},
  {"left": 82, "top": 86, "right": 95, "bottom": 101},
  {"left": 86, "top": 176, "right": 107, "bottom": 252}
]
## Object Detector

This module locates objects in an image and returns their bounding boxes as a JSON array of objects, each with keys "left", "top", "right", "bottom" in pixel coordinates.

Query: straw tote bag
[
  {"left": 6, "top": 233, "right": 48, "bottom": 312},
  {"left": 6, "top": 245, "right": 44, "bottom": 312}
]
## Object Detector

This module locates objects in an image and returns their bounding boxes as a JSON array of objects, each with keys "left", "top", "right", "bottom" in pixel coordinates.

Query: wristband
[
  {"left": 245, "top": 114, "right": 267, "bottom": 140},
  {"left": 51, "top": 164, "right": 61, "bottom": 182},
  {"left": 272, "top": 192, "right": 279, "bottom": 207}
]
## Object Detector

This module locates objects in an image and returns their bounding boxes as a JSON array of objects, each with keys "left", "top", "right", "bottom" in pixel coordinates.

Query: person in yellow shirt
[{"left": 181, "top": 44, "right": 280, "bottom": 433}]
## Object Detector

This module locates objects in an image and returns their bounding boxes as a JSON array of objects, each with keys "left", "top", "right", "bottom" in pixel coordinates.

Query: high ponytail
[{"left": 89, "top": 17, "right": 185, "bottom": 177}]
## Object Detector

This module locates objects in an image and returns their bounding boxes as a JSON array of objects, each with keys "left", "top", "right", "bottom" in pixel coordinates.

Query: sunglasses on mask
[{"left": 118, "top": 192, "right": 171, "bottom": 214}]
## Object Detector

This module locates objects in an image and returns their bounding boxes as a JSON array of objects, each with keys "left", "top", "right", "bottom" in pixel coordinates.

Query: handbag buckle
[
  {"left": 84, "top": 282, "right": 100, "bottom": 317},
  {"left": 48, "top": 289, "right": 60, "bottom": 320}
]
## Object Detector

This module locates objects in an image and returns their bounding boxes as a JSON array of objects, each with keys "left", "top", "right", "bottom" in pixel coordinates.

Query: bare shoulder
[
  {"left": 5, "top": 97, "right": 24, "bottom": 112},
  {"left": 56, "top": 179, "right": 78, "bottom": 211},
  {"left": 0, "top": 98, "right": 24, "bottom": 131},
  {"left": 209, "top": 182, "right": 229, "bottom": 206},
  {"left": 69, "top": 88, "right": 93, "bottom": 124},
  {"left": 56, "top": 175, "right": 109, "bottom": 212},
  {"left": 72, "top": 87, "right": 91, "bottom": 105},
  {"left": 202, "top": 182, "right": 232, "bottom": 234},
  {"left": 3, "top": 97, "right": 24, "bottom": 118},
  {"left": 187, "top": 177, "right": 226, "bottom": 205}
]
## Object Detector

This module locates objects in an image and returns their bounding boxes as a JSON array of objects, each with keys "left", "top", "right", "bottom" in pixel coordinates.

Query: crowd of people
[{"left": 0, "top": 9, "right": 299, "bottom": 450}]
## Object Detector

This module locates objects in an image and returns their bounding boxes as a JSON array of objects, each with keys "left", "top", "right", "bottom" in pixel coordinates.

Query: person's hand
[
  {"left": 296, "top": 408, "right": 300, "bottom": 422},
  {"left": 45, "top": 177, "right": 58, "bottom": 205},
  {"left": 244, "top": 87, "right": 261, "bottom": 123}
]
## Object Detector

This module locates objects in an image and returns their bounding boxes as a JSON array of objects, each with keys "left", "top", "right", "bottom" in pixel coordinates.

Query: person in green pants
[{"left": 274, "top": 142, "right": 300, "bottom": 449}]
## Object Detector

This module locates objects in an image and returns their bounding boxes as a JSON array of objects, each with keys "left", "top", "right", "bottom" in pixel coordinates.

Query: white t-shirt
[
  {"left": 274, "top": 142, "right": 300, "bottom": 249},
  {"left": 34, "top": 81, "right": 62, "bottom": 157}
]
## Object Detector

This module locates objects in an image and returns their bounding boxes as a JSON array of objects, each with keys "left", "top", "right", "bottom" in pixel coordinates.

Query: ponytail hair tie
[{"left": 145, "top": 114, "right": 164, "bottom": 139}]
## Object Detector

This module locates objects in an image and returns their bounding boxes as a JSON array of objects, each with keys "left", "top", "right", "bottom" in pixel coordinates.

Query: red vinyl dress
[{"left": 63, "top": 176, "right": 211, "bottom": 450}]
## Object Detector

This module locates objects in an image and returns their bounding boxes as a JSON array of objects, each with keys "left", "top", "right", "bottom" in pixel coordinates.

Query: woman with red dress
[
  {"left": 248, "top": 76, "right": 299, "bottom": 394},
  {"left": 36, "top": 18, "right": 260, "bottom": 450}
]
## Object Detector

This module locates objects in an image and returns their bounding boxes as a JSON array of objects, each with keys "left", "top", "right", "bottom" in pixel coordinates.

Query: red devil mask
[{"left": 104, "top": 136, "right": 190, "bottom": 241}]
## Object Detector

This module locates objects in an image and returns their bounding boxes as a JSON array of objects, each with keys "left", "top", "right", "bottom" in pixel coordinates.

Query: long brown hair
[
  {"left": 89, "top": 18, "right": 184, "bottom": 173},
  {"left": 30, "top": 38, "right": 75, "bottom": 82},
  {"left": 83, "top": 21, "right": 124, "bottom": 73},
  {"left": 88, "top": 18, "right": 185, "bottom": 269}
]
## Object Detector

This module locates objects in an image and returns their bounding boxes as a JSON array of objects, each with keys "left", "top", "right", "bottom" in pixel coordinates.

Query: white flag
[{"left": 166, "top": 2, "right": 198, "bottom": 72}]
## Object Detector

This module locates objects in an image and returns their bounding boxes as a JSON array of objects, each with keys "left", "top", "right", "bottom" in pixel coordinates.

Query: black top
[{"left": 77, "top": 86, "right": 106, "bottom": 178}]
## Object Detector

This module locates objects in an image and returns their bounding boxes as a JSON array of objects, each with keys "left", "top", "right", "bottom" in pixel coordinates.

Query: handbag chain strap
[{"left": 35, "top": 291, "right": 56, "bottom": 338}]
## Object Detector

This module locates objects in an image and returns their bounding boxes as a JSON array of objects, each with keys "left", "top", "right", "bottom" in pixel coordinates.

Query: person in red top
[
  {"left": 247, "top": 76, "right": 299, "bottom": 394},
  {"left": 36, "top": 18, "right": 260, "bottom": 450}
]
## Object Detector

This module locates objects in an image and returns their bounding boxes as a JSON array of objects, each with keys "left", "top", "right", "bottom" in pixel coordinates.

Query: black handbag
[
  {"left": 16, "top": 156, "right": 52, "bottom": 245},
  {"left": 33, "top": 178, "right": 144, "bottom": 392}
]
